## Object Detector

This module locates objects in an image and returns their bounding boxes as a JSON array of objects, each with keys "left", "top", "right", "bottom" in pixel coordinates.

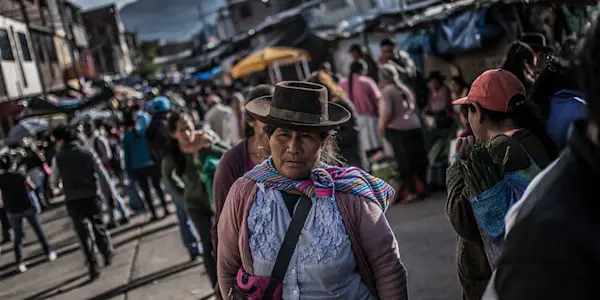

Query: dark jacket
[
  {"left": 211, "top": 140, "right": 251, "bottom": 259},
  {"left": 445, "top": 130, "right": 552, "bottom": 300},
  {"left": 145, "top": 113, "right": 171, "bottom": 164},
  {"left": 55, "top": 142, "right": 106, "bottom": 202},
  {"left": 493, "top": 121, "right": 600, "bottom": 299}
]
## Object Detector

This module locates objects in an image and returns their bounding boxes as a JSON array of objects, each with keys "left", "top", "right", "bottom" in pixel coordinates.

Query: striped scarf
[{"left": 244, "top": 157, "right": 394, "bottom": 212}]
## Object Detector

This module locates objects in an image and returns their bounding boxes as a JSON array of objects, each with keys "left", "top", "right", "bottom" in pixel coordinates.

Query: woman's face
[
  {"left": 172, "top": 117, "right": 196, "bottom": 147},
  {"left": 269, "top": 128, "right": 323, "bottom": 179}
]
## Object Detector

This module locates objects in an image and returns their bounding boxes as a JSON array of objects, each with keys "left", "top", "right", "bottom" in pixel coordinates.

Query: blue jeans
[
  {"left": 101, "top": 184, "right": 129, "bottom": 225},
  {"left": 8, "top": 193, "right": 51, "bottom": 264},
  {"left": 162, "top": 179, "right": 201, "bottom": 255}
]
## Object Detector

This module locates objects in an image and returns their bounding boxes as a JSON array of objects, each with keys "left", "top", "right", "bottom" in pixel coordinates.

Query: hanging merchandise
[{"left": 431, "top": 8, "right": 503, "bottom": 56}]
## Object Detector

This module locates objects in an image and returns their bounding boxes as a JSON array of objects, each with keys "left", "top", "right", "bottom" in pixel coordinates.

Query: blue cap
[{"left": 148, "top": 96, "right": 171, "bottom": 114}]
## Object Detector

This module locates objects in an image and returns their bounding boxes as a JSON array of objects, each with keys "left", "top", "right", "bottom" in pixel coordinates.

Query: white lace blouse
[{"left": 247, "top": 183, "right": 375, "bottom": 300}]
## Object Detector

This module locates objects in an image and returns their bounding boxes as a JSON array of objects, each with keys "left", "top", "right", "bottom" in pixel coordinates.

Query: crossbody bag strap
[{"left": 263, "top": 195, "right": 313, "bottom": 299}]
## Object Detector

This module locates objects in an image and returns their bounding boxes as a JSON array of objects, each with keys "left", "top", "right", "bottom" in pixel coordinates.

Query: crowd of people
[{"left": 0, "top": 17, "right": 598, "bottom": 300}]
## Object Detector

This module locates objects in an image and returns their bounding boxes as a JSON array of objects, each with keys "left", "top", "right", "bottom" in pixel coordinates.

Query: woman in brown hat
[{"left": 216, "top": 81, "right": 407, "bottom": 299}]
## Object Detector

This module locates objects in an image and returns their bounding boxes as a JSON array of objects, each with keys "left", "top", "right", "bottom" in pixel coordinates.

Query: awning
[{"left": 231, "top": 47, "right": 311, "bottom": 78}]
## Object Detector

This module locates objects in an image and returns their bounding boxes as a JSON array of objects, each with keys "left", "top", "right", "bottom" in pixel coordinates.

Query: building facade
[{"left": 83, "top": 4, "right": 134, "bottom": 77}]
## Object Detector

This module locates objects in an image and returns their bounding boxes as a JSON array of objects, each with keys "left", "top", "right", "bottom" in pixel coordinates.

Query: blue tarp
[
  {"left": 194, "top": 66, "right": 222, "bottom": 80},
  {"left": 431, "top": 8, "right": 503, "bottom": 56}
]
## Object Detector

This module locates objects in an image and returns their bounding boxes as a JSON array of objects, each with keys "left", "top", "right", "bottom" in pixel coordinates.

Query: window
[
  {"left": 18, "top": 33, "right": 32, "bottom": 61},
  {"left": 240, "top": 3, "right": 252, "bottom": 19},
  {"left": 0, "top": 29, "right": 14, "bottom": 61},
  {"left": 45, "top": 36, "right": 58, "bottom": 62},
  {"left": 33, "top": 34, "right": 45, "bottom": 62}
]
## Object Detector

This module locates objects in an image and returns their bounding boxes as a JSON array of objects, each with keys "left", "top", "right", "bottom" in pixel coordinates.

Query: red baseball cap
[{"left": 452, "top": 69, "right": 526, "bottom": 112}]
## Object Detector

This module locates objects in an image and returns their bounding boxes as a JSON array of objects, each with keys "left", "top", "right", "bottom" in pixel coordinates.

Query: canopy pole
[
  {"left": 295, "top": 63, "right": 303, "bottom": 80},
  {"left": 268, "top": 66, "right": 276, "bottom": 85},
  {"left": 273, "top": 61, "right": 282, "bottom": 83},
  {"left": 301, "top": 56, "right": 310, "bottom": 79}
]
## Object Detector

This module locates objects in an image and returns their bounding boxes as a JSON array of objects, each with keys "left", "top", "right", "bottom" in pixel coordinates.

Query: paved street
[{"left": 0, "top": 193, "right": 461, "bottom": 300}]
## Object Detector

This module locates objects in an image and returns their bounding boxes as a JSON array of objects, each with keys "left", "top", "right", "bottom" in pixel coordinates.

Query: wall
[
  {"left": 22, "top": 0, "right": 53, "bottom": 31},
  {"left": 0, "top": 0, "right": 26, "bottom": 23},
  {"left": 0, "top": 15, "right": 43, "bottom": 99},
  {"left": 83, "top": 5, "right": 132, "bottom": 76},
  {"left": 31, "top": 30, "right": 63, "bottom": 92}
]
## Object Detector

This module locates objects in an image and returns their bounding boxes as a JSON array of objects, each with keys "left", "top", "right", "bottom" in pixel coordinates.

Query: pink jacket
[{"left": 217, "top": 177, "right": 408, "bottom": 299}]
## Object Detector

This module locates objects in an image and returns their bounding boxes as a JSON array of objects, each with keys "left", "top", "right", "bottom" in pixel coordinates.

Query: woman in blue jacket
[{"left": 122, "top": 116, "right": 169, "bottom": 221}]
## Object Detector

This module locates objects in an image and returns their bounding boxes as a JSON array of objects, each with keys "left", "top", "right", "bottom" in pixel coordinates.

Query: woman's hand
[
  {"left": 455, "top": 135, "right": 475, "bottom": 158},
  {"left": 180, "top": 131, "right": 212, "bottom": 154}
]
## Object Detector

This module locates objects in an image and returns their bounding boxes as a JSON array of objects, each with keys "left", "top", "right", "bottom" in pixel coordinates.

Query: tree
[{"left": 137, "top": 42, "right": 160, "bottom": 80}]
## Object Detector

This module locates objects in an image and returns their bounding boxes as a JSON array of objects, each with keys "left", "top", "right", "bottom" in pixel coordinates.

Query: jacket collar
[{"left": 569, "top": 120, "right": 600, "bottom": 176}]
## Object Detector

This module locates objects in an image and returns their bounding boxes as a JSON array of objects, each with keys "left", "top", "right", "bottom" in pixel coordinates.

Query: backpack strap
[{"left": 263, "top": 195, "right": 313, "bottom": 299}]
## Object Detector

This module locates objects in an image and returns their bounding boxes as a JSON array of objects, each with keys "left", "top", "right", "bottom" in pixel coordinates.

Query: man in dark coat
[
  {"left": 487, "top": 19, "right": 600, "bottom": 300},
  {"left": 52, "top": 126, "right": 114, "bottom": 280}
]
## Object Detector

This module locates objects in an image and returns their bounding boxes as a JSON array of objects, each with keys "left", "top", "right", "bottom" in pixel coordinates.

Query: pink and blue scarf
[{"left": 244, "top": 157, "right": 394, "bottom": 212}]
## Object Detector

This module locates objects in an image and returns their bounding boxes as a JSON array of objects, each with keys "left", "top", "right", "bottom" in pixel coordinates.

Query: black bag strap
[{"left": 263, "top": 195, "right": 312, "bottom": 299}]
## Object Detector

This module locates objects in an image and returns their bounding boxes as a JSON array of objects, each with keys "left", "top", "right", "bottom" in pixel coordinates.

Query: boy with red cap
[{"left": 445, "top": 69, "right": 558, "bottom": 300}]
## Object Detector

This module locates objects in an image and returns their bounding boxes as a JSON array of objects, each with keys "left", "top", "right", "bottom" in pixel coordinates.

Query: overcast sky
[{"left": 72, "top": 0, "right": 137, "bottom": 10}]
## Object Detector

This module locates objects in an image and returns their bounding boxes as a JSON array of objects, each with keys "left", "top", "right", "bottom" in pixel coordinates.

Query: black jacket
[
  {"left": 55, "top": 142, "right": 104, "bottom": 202},
  {"left": 493, "top": 121, "right": 600, "bottom": 299},
  {"left": 145, "top": 113, "right": 171, "bottom": 164}
]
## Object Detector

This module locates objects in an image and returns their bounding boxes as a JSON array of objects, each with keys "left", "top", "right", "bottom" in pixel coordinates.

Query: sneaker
[
  {"left": 18, "top": 263, "right": 27, "bottom": 273},
  {"left": 119, "top": 218, "right": 130, "bottom": 226},
  {"left": 48, "top": 251, "right": 58, "bottom": 262},
  {"left": 107, "top": 222, "right": 117, "bottom": 230}
]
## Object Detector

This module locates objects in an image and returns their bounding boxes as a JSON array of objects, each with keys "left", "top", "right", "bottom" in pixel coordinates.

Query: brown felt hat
[{"left": 245, "top": 81, "right": 351, "bottom": 132}]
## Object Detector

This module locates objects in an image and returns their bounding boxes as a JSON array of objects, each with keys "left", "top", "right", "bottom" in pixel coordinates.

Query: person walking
[
  {"left": 165, "top": 111, "right": 229, "bottom": 287},
  {"left": 378, "top": 64, "right": 428, "bottom": 202},
  {"left": 51, "top": 126, "right": 114, "bottom": 280},
  {"left": 340, "top": 60, "right": 383, "bottom": 156},
  {"left": 82, "top": 121, "right": 129, "bottom": 228},
  {"left": 212, "top": 84, "right": 274, "bottom": 261},
  {"left": 217, "top": 81, "right": 407, "bottom": 299},
  {"left": 203, "top": 94, "right": 240, "bottom": 145},
  {"left": 145, "top": 97, "right": 203, "bottom": 259},
  {"left": 123, "top": 116, "right": 169, "bottom": 221},
  {"left": 446, "top": 69, "right": 558, "bottom": 299},
  {"left": 0, "top": 152, "right": 57, "bottom": 273}
]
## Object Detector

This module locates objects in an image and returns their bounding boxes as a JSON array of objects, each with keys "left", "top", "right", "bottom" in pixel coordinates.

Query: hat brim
[
  {"left": 245, "top": 96, "right": 352, "bottom": 132},
  {"left": 452, "top": 96, "right": 472, "bottom": 105}
]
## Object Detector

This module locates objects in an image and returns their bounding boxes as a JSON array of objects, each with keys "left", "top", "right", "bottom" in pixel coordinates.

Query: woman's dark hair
[
  {"left": 578, "top": 20, "right": 600, "bottom": 124},
  {"left": 501, "top": 41, "right": 536, "bottom": 90},
  {"left": 348, "top": 60, "right": 366, "bottom": 103},
  {"left": 167, "top": 110, "right": 191, "bottom": 176},
  {"left": 263, "top": 125, "right": 344, "bottom": 167},
  {"left": 244, "top": 84, "right": 275, "bottom": 138},
  {"left": 528, "top": 55, "right": 579, "bottom": 120},
  {"left": 468, "top": 94, "right": 559, "bottom": 159}
]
